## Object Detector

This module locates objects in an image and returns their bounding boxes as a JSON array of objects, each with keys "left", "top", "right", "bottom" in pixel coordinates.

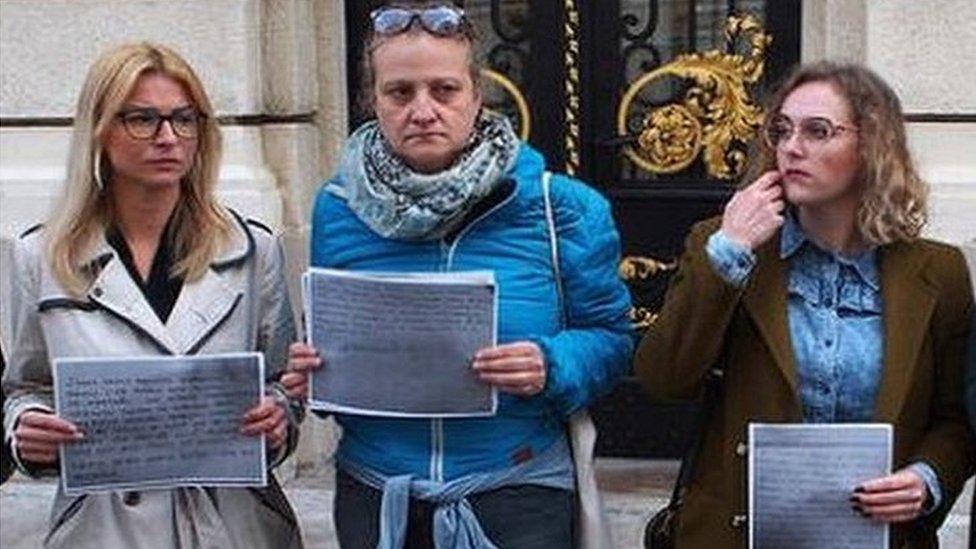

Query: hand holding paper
[
  {"left": 281, "top": 342, "right": 322, "bottom": 399},
  {"left": 473, "top": 341, "right": 547, "bottom": 397},
  {"left": 14, "top": 411, "right": 84, "bottom": 465},
  {"left": 241, "top": 397, "right": 288, "bottom": 450},
  {"left": 852, "top": 468, "right": 928, "bottom": 523}
]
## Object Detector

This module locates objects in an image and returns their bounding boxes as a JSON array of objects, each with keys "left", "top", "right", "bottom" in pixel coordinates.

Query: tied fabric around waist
[{"left": 339, "top": 436, "right": 575, "bottom": 549}]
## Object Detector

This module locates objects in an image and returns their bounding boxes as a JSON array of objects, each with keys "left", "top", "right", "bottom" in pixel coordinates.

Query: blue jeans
[{"left": 334, "top": 469, "right": 575, "bottom": 548}]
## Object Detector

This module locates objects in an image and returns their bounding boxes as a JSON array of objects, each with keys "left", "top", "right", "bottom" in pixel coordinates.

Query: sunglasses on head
[{"left": 370, "top": 6, "right": 468, "bottom": 36}]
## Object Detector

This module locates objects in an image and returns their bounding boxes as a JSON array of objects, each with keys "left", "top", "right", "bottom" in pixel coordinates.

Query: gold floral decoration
[
  {"left": 617, "top": 14, "right": 772, "bottom": 179},
  {"left": 618, "top": 256, "right": 678, "bottom": 281}
]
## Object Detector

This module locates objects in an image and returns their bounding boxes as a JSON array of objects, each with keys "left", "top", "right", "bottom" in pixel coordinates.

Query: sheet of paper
[
  {"left": 749, "top": 423, "right": 891, "bottom": 549},
  {"left": 54, "top": 353, "right": 266, "bottom": 495},
  {"left": 303, "top": 268, "right": 497, "bottom": 418}
]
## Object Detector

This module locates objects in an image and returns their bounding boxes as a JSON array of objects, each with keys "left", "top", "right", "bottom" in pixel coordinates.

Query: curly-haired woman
[{"left": 635, "top": 62, "right": 975, "bottom": 547}]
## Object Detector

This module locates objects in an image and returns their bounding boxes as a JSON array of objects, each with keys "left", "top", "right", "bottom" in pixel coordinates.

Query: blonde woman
[
  {"left": 1, "top": 43, "right": 302, "bottom": 548},
  {"left": 635, "top": 62, "right": 974, "bottom": 547}
]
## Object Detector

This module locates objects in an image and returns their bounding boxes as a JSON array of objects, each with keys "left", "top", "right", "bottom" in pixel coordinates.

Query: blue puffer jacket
[{"left": 310, "top": 143, "right": 634, "bottom": 481}]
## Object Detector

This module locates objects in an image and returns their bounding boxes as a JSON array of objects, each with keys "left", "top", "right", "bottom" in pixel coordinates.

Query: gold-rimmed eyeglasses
[{"left": 762, "top": 115, "right": 858, "bottom": 149}]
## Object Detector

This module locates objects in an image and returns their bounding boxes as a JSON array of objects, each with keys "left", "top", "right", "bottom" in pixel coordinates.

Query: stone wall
[{"left": 803, "top": 0, "right": 976, "bottom": 245}]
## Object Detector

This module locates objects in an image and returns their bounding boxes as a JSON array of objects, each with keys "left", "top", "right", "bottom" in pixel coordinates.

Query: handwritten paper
[
  {"left": 303, "top": 268, "right": 497, "bottom": 417},
  {"left": 54, "top": 353, "right": 266, "bottom": 495},
  {"left": 749, "top": 423, "right": 891, "bottom": 548}
]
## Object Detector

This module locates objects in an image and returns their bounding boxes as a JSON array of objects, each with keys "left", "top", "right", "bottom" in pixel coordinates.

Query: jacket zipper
[
  {"left": 430, "top": 184, "right": 517, "bottom": 481},
  {"left": 444, "top": 189, "right": 517, "bottom": 270}
]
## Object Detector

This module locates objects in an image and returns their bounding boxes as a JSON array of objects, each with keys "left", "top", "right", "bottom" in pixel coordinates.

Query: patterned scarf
[{"left": 336, "top": 110, "right": 520, "bottom": 241}]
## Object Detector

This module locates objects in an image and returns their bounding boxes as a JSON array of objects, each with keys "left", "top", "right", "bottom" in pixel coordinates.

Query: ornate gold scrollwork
[
  {"left": 617, "top": 14, "right": 772, "bottom": 179},
  {"left": 563, "top": 0, "right": 582, "bottom": 176},
  {"left": 630, "top": 307, "right": 660, "bottom": 331},
  {"left": 618, "top": 255, "right": 678, "bottom": 281},
  {"left": 482, "top": 68, "right": 531, "bottom": 141}
]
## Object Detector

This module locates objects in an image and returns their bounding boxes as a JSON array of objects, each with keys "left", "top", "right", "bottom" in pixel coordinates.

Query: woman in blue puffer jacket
[{"left": 282, "top": 3, "right": 633, "bottom": 548}]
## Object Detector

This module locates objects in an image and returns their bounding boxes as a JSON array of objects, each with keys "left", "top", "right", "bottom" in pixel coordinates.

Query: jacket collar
[
  {"left": 743, "top": 232, "right": 800, "bottom": 410},
  {"left": 779, "top": 211, "right": 880, "bottom": 291},
  {"left": 872, "top": 240, "right": 936, "bottom": 421},
  {"left": 79, "top": 210, "right": 252, "bottom": 355}
]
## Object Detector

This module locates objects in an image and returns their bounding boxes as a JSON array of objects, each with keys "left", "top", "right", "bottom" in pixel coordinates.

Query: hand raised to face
[{"left": 721, "top": 171, "right": 786, "bottom": 251}]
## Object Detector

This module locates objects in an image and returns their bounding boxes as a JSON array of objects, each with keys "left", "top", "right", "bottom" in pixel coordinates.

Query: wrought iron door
[{"left": 345, "top": 0, "right": 801, "bottom": 458}]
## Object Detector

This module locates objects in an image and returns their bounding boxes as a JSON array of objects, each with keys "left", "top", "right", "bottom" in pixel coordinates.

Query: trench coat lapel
[
  {"left": 83, "top": 211, "right": 253, "bottom": 356},
  {"left": 742, "top": 237, "right": 798, "bottom": 393},
  {"left": 164, "top": 212, "right": 252, "bottom": 355},
  {"left": 87, "top": 252, "right": 179, "bottom": 354},
  {"left": 873, "top": 242, "right": 936, "bottom": 421},
  {"left": 165, "top": 268, "right": 243, "bottom": 355}
]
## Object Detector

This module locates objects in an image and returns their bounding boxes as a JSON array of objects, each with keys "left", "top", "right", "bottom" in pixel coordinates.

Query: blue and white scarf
[{"left": 336, "top": 111, "right": 520, "bottom": 241}]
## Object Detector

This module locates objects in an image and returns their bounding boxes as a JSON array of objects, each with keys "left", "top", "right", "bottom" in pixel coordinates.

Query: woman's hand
[
  {"left": 851, "top": 468, "right": 929, "bottom": 523},
  {"left": 280, "top": 342, "right": 323, "bottom": 399},
  {"left": 14, "top": 410, "right": 83, "bottom": 465},
  {"left": 473, "top": 342, "right": 547, "bottom": 397},
  {"left": 721, "top": 170, "right": 785, "bottom": 250},
  {"left": 241, "top": 397, "right": 288, "bottom": 450}
]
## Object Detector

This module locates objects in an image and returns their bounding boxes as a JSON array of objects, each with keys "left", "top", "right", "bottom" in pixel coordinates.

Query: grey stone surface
[
  {"left": 0, "top": 0, "right": 264, "bottom": 117},
  {"left": 2, "top": 461, "right": 971, "bottom": 548}
]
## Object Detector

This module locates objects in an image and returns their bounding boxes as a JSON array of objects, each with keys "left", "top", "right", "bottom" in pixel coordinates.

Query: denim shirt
[{"left": 705, "top": 216, "right": 943, "bottom": 510}]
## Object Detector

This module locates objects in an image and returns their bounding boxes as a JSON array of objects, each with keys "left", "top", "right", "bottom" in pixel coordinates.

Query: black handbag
[{"left": 643, "top": 367, "right": 725, "bottom": 549}]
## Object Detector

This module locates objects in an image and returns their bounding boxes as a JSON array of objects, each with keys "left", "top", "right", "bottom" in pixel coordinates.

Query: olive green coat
[{"left": 635, "top": 217, "right": 975, "bottom": 548}]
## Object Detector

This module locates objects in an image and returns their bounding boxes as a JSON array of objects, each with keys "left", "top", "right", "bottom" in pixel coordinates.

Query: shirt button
[
  {"left": 92, "top": 287, "right": 103, "bottom": 297},
  {"left": 123, "top": 491, "right": 140, "bottom": 506},
  {"left": 824, "top": 339, "right": 833, "bottom": 347},
  {"left": 730, "top": 514, "right": 747, "bottom": 528},
  {"left": 824, "top": 297, "right": 833, "bottom": 307},
  {"left": 735, "top": 442, "right": 748, "bottom": 457}
]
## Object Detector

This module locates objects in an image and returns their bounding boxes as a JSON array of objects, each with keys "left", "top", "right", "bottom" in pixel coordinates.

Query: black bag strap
[{"left": 666, "top": 364, "right": 725, "bottom": 507}]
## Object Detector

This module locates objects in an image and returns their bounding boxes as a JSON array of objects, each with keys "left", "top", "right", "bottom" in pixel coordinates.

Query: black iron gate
[{"left": 345, "top": 0, "right": 801, "bottom": 458}]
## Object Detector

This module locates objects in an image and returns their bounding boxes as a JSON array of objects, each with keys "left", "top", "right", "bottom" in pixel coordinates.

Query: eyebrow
[
  {"left": 380, "top": 77, "right": 463, "bottom": 88},
  {"left": 119, "top": 104, "right": 195, "bottom": 112}
]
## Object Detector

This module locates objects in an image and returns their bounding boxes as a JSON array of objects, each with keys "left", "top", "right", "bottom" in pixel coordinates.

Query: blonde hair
[
  {"left": 753, "top": 62, "right": 928, "bottom": 245},
  {"left": 47, "top": 42, "right": 229, "bottom": 295}
]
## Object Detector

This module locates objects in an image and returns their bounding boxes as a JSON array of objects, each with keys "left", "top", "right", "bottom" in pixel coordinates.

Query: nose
[
  {"left": 409, "top": 92, "right": 438, "bottom": 126},
  {"left": 778, "top": 128, "right": 805, "bottom": 157},
  {"left": 153, "top": 119, "right": 179, "bottom": 145}
]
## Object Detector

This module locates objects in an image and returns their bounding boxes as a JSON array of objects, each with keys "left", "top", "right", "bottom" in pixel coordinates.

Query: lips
[
  {"left": 406, "top": 132, "right": 445, "bottom": 141},
  {"left": 783, "top": 168, "right": 811, "bottom": 178}
]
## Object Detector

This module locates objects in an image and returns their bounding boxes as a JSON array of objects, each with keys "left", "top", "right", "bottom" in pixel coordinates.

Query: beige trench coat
[{"left": 2, "top": 211, "right": 303, "bottom": 549}]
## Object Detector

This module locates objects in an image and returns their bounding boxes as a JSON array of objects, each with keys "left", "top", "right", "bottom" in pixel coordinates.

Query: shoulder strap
[
  {"left": 668, "top": 367, "right": 724, "bottom": 506},
  {"left": 541, "top": 171, "right": 568, "bottom": 329}
]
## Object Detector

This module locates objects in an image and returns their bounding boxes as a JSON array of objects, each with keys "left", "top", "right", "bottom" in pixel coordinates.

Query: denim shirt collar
[{"left": 779, "top": 211, "right": 880, "bottom": 291}]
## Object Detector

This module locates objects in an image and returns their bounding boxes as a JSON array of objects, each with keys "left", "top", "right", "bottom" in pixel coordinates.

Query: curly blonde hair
[
  {"left": 753, "top": 62, "right": 927, "bottom": 245},
  {"left": 47, "top": 42, "right": 229, "bottom": 296}
]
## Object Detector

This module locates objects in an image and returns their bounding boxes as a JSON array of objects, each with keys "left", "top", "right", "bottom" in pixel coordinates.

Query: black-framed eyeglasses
[
  {"left": 763, "top": 114, "right": 858, "bottom": 149},
  {"left": 370, "top": 6, "right": 469, "bottom": 37},
  {"left": 116, "top": 106, "right": 203, "bottom": 140}
]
